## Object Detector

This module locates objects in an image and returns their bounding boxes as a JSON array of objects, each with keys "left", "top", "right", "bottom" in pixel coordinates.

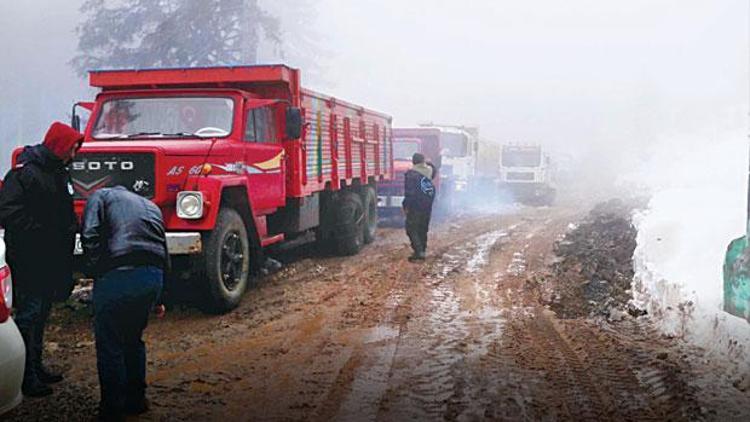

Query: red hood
[
  {"left": 44, "top": 121, "right": 83, "bottom": 159},
  {"left": 80, "top": 139, "right": 220, "bottom": 156}
]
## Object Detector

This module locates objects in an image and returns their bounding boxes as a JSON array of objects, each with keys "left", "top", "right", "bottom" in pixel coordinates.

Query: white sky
[
  {"left": 1, "top": 0, "right": 748, "bottom": 174},
  {"left": 309, "top": 0, "right": 748, "bottom": 160}
]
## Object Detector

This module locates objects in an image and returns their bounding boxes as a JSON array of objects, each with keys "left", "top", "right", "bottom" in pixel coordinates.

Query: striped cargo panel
[
  {"left": 382, "top": 125, "right": 390, "bottom": 173},
  {"left": 298, "top": 88, "right": 392, "bottom": 196},
  {"left": 304, "top": 97, "right": 333, "bottom": 181},
  {"left": 337, "top": 119, "right": 347, "bottom": 176}
]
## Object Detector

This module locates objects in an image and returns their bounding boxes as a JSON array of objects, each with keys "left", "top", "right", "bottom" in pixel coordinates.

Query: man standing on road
[
  {"left": 403, "top": 153, "right": 436, "bottom": 262},
  {"left": 81, "top": 186, "right": 169, "bottom": 420},
  {"left": 0, "top": 122, "right": 82, "bottom": 397}
]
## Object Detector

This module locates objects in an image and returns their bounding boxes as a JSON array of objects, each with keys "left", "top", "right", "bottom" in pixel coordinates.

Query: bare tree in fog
[{"left": 71, "top": 0, "right": 281, "bottom": 75}]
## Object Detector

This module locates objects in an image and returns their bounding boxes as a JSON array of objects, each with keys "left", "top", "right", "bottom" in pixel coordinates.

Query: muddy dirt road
[{"left": 6, "top": 203, "right": 747, "bottom": 421}]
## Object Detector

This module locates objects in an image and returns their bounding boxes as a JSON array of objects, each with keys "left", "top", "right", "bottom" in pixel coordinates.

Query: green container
[{"left": 724, "top": 235, "right": 750, "bottom": 320}]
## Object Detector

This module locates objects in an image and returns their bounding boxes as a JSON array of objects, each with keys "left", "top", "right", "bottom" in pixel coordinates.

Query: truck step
[{"left": 261, "top": 234, "right": 285, "bottom": 247}]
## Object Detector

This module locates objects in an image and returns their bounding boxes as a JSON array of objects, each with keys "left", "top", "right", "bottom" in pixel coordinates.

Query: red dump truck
[
  {"left": 39, "top": 65, "right": 393, "bottom": 312},
  {"left": 377, "top": 128, "right": 445, "bottom": 219}
]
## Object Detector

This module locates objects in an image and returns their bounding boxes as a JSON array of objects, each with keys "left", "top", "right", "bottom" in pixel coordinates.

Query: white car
[{"left": 0, "top": 237, "right": 24, "bottom": 415}]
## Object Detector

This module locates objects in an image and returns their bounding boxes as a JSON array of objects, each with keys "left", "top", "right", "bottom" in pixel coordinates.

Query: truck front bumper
[
  {"left": 74, "top": 232, "right": 203, "bottom": 256},
  {"left": 378, "top": 195, "right": 405, "bottom": 208}
]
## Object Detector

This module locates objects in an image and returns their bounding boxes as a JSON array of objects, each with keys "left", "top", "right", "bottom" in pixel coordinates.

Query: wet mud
[{"left": 5, "top": 202, "right": 746, "bottom": 421}]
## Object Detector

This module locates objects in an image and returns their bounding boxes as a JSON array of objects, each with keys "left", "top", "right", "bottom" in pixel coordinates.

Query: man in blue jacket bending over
[{"left": 81, "top": 186, "right": 168, "bottom": 420}]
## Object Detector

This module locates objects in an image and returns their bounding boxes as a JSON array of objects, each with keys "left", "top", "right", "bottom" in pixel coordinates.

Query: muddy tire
[
  {"left": 334, "top": 190, "right": 365, "bottom": 256},
  {"left": 362, "top": 186, "right": 378, "bottom": 244},
  {"left": 201, "top": 208, "right": 251, "bottom": 314}
]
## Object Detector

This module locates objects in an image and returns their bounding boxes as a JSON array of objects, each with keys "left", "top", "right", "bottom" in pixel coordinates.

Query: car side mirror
[{"left": 285, "top": 107, "right": 303, "bottom": 140}]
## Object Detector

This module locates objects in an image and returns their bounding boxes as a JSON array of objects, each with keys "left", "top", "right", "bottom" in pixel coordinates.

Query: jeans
[
  {"left": 14, "top": 292, "right": 52, "bottom": 384},
  {"left": 405, "top": 210, "right": 432, "bottom": 254},
  {"left": 93, "top": 266, "right": 162, "bottom": 414}
]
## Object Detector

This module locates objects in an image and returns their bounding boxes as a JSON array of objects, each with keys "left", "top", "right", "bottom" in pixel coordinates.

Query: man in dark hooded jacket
[
  {"left": 403, "top": 153, "right": 436, "bottom": 261},
  {"left": 0, "top": 122, "right": 83, "bottom": 397}
]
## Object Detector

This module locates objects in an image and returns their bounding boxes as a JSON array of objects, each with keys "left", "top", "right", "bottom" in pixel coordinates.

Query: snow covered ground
[{"left": 628, "top": 128, "right": 750, "bottom": 374}]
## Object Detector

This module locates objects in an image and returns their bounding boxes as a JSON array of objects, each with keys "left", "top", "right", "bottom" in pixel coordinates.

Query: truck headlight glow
[{"left": 177, "top": 191, "right": 204, "bottom": 219}]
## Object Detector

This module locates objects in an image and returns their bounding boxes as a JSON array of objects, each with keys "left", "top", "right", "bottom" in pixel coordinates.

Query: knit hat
[{"left": 43, "top": 122, "right": 83, "bottom": 160}]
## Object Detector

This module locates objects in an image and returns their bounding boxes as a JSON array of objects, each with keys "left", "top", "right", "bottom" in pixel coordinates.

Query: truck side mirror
[
  {"left": 72, "top": 114, "right": 81, "bottom": 132},
  {"left": 71, "top": 102, "right": 94, "bottom": 132},
  {"left": 285, "top": 107, "right": 303, "bottom": 140}
]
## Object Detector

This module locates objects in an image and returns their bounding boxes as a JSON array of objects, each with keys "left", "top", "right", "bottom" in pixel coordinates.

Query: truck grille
[
  {"left": 506, "top": 172, "right": 535, "bottom": 181},
  {"left": 71, "top": 153, "right": 156, "bottom": 199}
]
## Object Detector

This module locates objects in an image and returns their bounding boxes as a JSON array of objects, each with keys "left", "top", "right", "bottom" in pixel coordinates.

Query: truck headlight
[{"left": 177, "top": 191, "right": 204, "bottom": 219}]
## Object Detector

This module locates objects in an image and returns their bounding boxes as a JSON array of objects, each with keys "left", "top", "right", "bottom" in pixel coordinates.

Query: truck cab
[
  {"left": 417, "top": 125, "right": 479, "bottom": 199},
  {"left": 377, "top": 129, "right": 443, "bottom": 220},
  {"left": 498, "top": 144, "right": 556, "bottom": 206}
]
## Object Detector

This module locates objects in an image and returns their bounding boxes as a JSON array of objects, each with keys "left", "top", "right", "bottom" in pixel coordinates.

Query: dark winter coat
[
  {"left": 81, "top": 186, "right": 169, "bottom": 278},
  {"left": 403, "top": 168, "right": 436, "bottom": 214},
  {"left": 0, "top": 145, "right": 77, "bottom": 300}
]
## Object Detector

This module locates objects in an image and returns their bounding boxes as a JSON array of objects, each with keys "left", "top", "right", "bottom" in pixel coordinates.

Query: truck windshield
[
  {"left": 440, "top": 133, "right": 468, "bottom": 157},
  {"left": 393, "top": 141, "right": 420, "bottom": 160},
  {"left": 92, "top": 97, "right": 234, "bottom": 139},
  {"left": 502, "top": 149, "right": 541, "bottom": 167}
]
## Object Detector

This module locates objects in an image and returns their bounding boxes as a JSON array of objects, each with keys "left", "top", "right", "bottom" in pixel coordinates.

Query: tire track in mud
[
  {"left": 328, "top": 211, "right": 577, "bottom": 421},
  {"left": 498, "top": 214, "right": 702, "bottom": 422},
  {"left": 310, "top": 214, "right": 524, "bottom": 421},
  {"left": 508, "top": 309, "right": 620, "bottom": 421},
  {"left": 371, "top": 227, "right": 522, "bottom": 421}
]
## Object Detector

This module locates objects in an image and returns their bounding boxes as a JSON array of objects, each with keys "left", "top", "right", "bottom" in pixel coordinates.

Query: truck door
[{"left": 244, "top": 106, "right": 286, "bottom": 210}]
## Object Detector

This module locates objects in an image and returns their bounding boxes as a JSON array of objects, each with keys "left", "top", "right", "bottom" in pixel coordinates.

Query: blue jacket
[
  {"left": 402, "top": 169, "right": 436, "bottom": 213},
  {"left": 81, "top": 186, "right": 168, "bottom": 277}
]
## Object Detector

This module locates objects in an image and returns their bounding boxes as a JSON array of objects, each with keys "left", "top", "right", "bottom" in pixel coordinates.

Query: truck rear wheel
[
  {"left": 362, "top": 186, "right": 378, "bottom": 244},
  {"left": 334, "top": 190, "right": 365, "bottom": 256},
  {"left": 201, "top": 208, "right": 250, "bottom": 313}
]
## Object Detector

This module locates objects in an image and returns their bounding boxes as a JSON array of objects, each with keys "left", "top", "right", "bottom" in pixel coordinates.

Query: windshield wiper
[
  {"left": 118, "top": 132, "right": 199, "bottom": 139},
  {"left": 120, "top": 132, "right": 162, "bottom": 139},
  {"left": 161, "top": 132, "right": 196, "bottom": 138}
]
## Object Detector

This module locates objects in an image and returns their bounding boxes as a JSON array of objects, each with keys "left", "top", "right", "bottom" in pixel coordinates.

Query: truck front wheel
[{"left": 202, "top": 208, "right": 250, "bottom": 313}]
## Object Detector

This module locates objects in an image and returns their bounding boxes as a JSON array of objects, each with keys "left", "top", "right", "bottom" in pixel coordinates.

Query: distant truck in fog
[
  {"left": 377, "top": 128, "right": 443, "bottom": 219},
  {"left": 377, "top": 125, "right": 479, "bottom": 218},
  {"left": 498, "top": 144, "right": 556, "bottom": 206},
  {"left": 419, "top": 124, "right": 479, "bottom": 196}
]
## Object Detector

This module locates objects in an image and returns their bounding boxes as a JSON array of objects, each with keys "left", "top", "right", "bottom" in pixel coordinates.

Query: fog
[
  {"left": 2, "top": 1, "right": 746, "bottom": 180},
  {"left": 310, "top": 0, "right": 748, "bottom": 179},
  {"left": 2, "top": 0, "right": 750, "bottom": 411}
]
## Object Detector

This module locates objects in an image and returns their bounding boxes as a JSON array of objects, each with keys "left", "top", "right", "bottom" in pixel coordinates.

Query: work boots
[
  {"left": 22, "top": 377, "right": 53, "bottom": 398},
  {"left": 37, "top": 364, "right": 64, "bottom": 384},
  {"left": 408, "top": 250, "right": 427, "bottom": 262}
]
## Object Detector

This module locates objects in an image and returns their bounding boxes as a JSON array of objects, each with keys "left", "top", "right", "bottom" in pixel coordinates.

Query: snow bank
[{"left": 629, "top": 129, "right": 750, "bottom": 369}]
